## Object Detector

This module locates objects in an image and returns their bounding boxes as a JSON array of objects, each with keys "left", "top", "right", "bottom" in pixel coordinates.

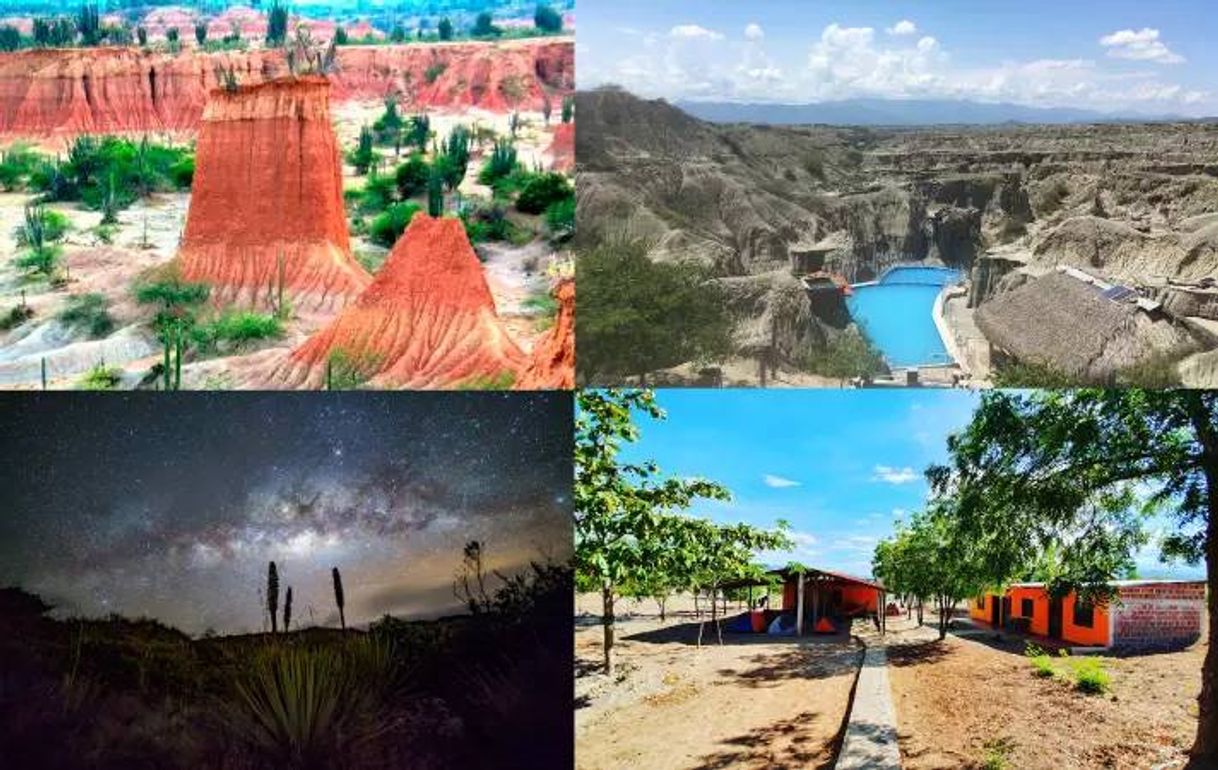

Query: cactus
[
  {"left": 427, "top": 166, "right": 443, "bottom": 217},
  {"left": 162, "top": 331, "right": 171, "bottom": 390},
  {"left": 283, "top": 586, "right": 293, "bottom": 632},
  {"left": 325, "top": 358, "right": 333, "bottom": 391},
  {"left": 332, "top": 567, "right": 345, "bottom": 630},
  {"left": 267, "top": 562, "right": 279, "bottom": 635},
  {"left": 174, "top": 329, "right": 183, "bottom": 390},
  {"left": 40, "top": 357, "right": 47, "bottom": 390}
]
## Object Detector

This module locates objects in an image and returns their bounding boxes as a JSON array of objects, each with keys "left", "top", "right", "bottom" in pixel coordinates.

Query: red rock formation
[
  {"left": 0, "top": 40, "right": 574, "bottom": 137},
  {"left": 178, "top": 76, "right": 370, "bottom": 309},
  {"left": 515, "top": 278, "right": 574, "bottom": 390},
  {"left": 547, "top": 121, "right": 574, "bottom": 172},
  {"left": 280, "top": 213, "right": 528, "bottom": 389}
]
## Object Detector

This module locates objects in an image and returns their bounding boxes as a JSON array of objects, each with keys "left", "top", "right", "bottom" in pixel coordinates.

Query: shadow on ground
[{"left": 691, "top": 710, "right": 842, "bottom": 770}]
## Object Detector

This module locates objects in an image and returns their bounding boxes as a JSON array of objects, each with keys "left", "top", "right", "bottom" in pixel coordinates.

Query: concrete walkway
[{"left": 834, "top": 641, "right": 903, "bottom": 770}]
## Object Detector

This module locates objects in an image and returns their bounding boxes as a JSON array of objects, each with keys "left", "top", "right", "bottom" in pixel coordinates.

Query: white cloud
[
  {"left": 790, "top": 531, "right": 818, "bottom": 547},
  {"left": 670, "top": 24, "right": 723, "bottom": 41},
  {"left": 764, "top": 473, "right": 801, "bottom": 488},
  {"left": 744, "top": 22, "right": 764, "bottom": 40},
  {"left": 887, "top": 19, "right": 917, "bottom": 36},
  {"left": 872, "top": 465, "right": 919, "bottom": 484},
  {"left": 1100, "top": 28, "right": 1183, "bottom": 64}
]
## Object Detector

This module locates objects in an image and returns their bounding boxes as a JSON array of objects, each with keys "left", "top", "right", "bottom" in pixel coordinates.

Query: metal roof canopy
[{"left": 719, "top": 566, "right": 884, "bottom": 592}]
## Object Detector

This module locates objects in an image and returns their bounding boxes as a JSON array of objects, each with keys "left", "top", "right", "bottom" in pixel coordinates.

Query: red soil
[
  {"left": 516, "top": 279, "right": 574, "bottom": 390},
  {"left": 0, "top": 40, "right": 573, "bottom": 138},
  {"left": 177, "top": 76, "right": 370, "bottom": 310},
  {"left": 281, "top": 213, "right": 528, "bottom": 389},
  {"left": 547, "top": 121, "right": 574, "bottom": 172}
]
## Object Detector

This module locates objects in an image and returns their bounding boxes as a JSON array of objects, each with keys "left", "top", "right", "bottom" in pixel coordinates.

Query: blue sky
[
  {"left": 577, "top": 0, "right": 1218, "bottom": 116},
  {"left": 618, "top": 389, "right": 1203, "bottom": 581}
]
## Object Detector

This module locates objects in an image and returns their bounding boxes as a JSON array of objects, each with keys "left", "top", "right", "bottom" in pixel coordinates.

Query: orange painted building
[
  {"left": 970, "top": 580, "right": 1204, "bottom": 649},
  {"left": 779, "top": 568, "right": 882, "bottom": 617}
]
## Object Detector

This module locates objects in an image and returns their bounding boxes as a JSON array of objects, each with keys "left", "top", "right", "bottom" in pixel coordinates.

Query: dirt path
[
  {"left": 576, "top": 613, "right": 862, "bottom": 770},
  {"left": 885, "top": 618, "right": 1199, "bottom": 769}
]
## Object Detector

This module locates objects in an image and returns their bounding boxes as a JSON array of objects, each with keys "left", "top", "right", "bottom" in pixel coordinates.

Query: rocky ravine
[{"left": 576, "top": 87, "right": 1218, "bottom": 381}]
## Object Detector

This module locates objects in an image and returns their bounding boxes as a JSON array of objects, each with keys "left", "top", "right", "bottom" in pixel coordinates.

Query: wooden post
[{"left": 796, "top": 572, "right": 805, "bottom": 636}]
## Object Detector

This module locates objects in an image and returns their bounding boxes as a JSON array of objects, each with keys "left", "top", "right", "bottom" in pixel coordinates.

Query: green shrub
[
  {"left": 348, "top": 125, "right": 378, "bottom": 175},
  {"left": 135, "top": 279, "right": 210, "bottom": 309},
  {"left": 424, "top": 60, "right": 447, "bottom": 83},
  {"left": 169, "top": 156, "right": 195, "bottom": 188},
  {"left": 79, "top": 362, "right": 122, "bottom": 390},
  {"left": 394, "top": 153, "right": 429, "bottom": 198},
  {"left": 478, "top": 140, "right": 518, "bottom": 186},
  {"left": 0, "top": 303, "right": 34, "bottom": 331},
  {"left": 1070, "top": 657, "right": 1110, "bottom": 694},
  {"left": 358, "top": 173, "right": 397, "bottom": 214},
  {"left": 516, "top": 172, "right": 572, "bottom": 214},
  {"left": 457, "top": 370, "right": 516, "bottom": 389},
  {"left": 1024, "top": 643, "right": 1056, "bottom": 678},
  {"left": 325, "top": 348, "right": 382, "bottom": 389},
  {"left": 981, "top": 737, "right": 1015, "bottom": 770},
  {"left": 14, "top": 244, "right": 61, "bottom": 276},
  {"left": 369, "top": 202, "right": 421, "bottom": 247},
  {"left": 193, "top": 311, "right": 282, "bottom": 351},
  {"left": 0, "top": 143, "right": 41, "bottom": 190},
  {"left": 544, "top": 196, "right": 574, "bottom": 241},
  {"left": 58, "top": 293, "right": 114, "bottom": 338}
]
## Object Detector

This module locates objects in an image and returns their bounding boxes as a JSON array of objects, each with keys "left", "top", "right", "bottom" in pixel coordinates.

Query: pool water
[{"left": 845, "top": 265, "right": 960, "bottom": 368}]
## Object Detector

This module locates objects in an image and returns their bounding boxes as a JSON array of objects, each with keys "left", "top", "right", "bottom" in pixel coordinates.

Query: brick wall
[{"left": 1113, "top": 582, "right": 1205, "bottom": 649}]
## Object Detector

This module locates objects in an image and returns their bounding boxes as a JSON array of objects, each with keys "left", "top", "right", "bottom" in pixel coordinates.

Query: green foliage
[
  {"left": 349, "top": 125, "right": 377, "bottom": 175},
  {"left": 471, "top": 12, "right": 500, "bottom": 38},
  {"left": 79, "top": 362, "right": 122, "bottom": 390},
  {"left": 438, "top": 17, "right": 453, "bottom": 40},
  {"left": 534, "top": 4, "right": 563, "bottom": 33},
  {"left": 76, "top": 3, "right": 100, "bottom": 46},
  {"left": 800, "top": 327, "right": 887, "bottom": 382},
  {"left": 407, "top": 114, "right": 431, "bottom": 151},
  {"left": 27, "top": 137, "right": 193, "bottom": 213},
  {"left": 0, "top": 143, "right": 40, "bottom": 190},
  {"left": 515, "top": 172, "right": 572, "bottom": 215},
  {"left": 439, "top": 125, "right": 472, "bottom": 188},
  {"left": 1024, "top": 643, "right": 1056, "bottom": 678},
  {"left": 981, "top": 737, "right": 1015, "bottom": 770},
  {"left": 577, "top": 238, "right": 735, "bottom": 382},
  {"left": 0, "top": 303, "right": 34, "bottom": 331},
  {"left": 369, "top": 202, "right": 422, "bottom": 247},
  {"left": 543, "top": 196, "right": 575, "bottom": 242},
  {"left": 394, "top": 153, "right": 429, "bottom": 198},
  {"left": 266, "top": 1, "right": 288, "bottom": 46},
  {"left": 334, "top": 26, "right": 348, "bottom": 45},
  {"left": 356, "top": 172, "right": 397, "bottom": 214},
  {"left": 135, "top": 278, "right": 210, "bottom": 311},
  {"left": 427, "top": 167, "right": 443, "bottom": 217},
  {"left": 0, "top": 25, "right": 21, "bottom": 51},
  {"left": 136, "top": 26, "right": 147, "bottom": 46},
  {"left": 166, "top": 27, "right": 179, "bottom": 46},
  {"left": 325, "top": 348, "right": 382, "bottom": 390},
  {"left": 371, "top": 98, "right": 403, "bottom": 143},
  {"left": 192, "top": 311, "right": 283, "bottom": 353},
  {"left": 14, "top": 244, "right": 61, "bottom": 275},
  {"left": 478, "top": 140, "right": 519, "bottom": 187},
  {"left": 15, "top": 204, "right": 68, "bottom": 247},
  {"left": 57, "top": 293, "right": 114, "bottom": 338},
  {"left": 1070, "top": 656, "right": 1110, "bottom": 694},
  {"left": 456, "top": 370, "right": 517, "bottom": 390},
  {"left": 424, "top": 60, "right": 447, "bottom": 83},
  {"left": 561, "top": 95, "right": 574, "bottom": 123},
  {"left": 194, "top": 22, "right": 206, "bottom": 45},
  {"left": 460, "top": 201, "right": 523, "bottom": 244}
]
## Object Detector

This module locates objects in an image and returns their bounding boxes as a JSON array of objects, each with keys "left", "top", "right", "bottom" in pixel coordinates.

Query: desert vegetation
[{"left": 0, "top": 541, "right": 573, "bottom": 770}]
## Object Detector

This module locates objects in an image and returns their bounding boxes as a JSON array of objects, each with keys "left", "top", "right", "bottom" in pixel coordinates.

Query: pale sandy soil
[
  {"left": 0, "top": 103, "right": 567, "bottom": 388},
  {"left": 576, "top": 594, "right": 862, "bottom": 770},
  {"left": 885, "top": 616, "right": 1201, "bottom": 770}
]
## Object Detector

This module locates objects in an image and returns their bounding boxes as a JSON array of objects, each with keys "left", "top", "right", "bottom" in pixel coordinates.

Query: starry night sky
[{"left": 0, "top": 393, "right": 572, "bottom": 636}]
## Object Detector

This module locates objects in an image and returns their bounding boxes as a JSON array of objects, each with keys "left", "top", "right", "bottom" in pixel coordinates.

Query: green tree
[
  {"left": 426, "top": 165, "right": 443, "bottom": 216},
  {"left": 0, "top": 26, "right": 21, "bottom": 51},
  {"left": 334, "top": 26, "right": 348, "bottom": 45},
  {"left": 577, "top": 238, "right": 736, "bottom": 384},
  {"left": 534, "top": 4, "right": 562, "bottom": 33},
  {"left": 332, "top": 566, "right": 346, "bottom": 630},
  {"left": 925, "top": 389, "right": 1217, "bottom": 763},
  {"left": 194, "top": 22, "right": 207, "bottom": 46},
  {"left": 76, "top": 3, "right": 100, "bottom": 46},
  {"left": 437, "top": 17, "right": 453, "bottom": 41},
  {"left": 574, "top": 389, "right": 732, "bottom": 675},
  {"left": 471, "top": 12, "right": 498, "bottom": 38},
  {"left": 266, "top": 1, "right": 287, "bottom": 46},
  {"left": 267, "top": 561, "right": 279, "bottom": 634}
]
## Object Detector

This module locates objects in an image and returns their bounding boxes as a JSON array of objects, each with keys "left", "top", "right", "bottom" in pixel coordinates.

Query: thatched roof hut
[{"left": 976, "top": 270, "right": 1198, "bottom": 382}]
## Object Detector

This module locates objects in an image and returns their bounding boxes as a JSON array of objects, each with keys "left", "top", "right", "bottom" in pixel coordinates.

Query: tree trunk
[
  {"left": 602, "top": 583, "right": 616, "bottom": 676},
  {"left": 1188, "top": 396, "right": 1218, "bottom": 763}
]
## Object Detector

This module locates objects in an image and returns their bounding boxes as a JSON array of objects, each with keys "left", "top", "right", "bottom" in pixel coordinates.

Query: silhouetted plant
[
  {"left": 194, "top": 22, "right": 206, "bottom": 46},
  {"left": 266, "top": 1, "right": 287, "bottom": 46},
  {"left": 136, "top": 25, "right": 147, "bottom": 46},
  {"left": 267, "top": 562, "right": 279, "bottom": 635},
  {"left": 283, "top": 586, "right": 292, "bottom": 632},
  {"left": 332, "top": 567, "right": 345, "bottom": 630},
  {"left": 454, "top": 540, "right": 491, "bottom": 614}
]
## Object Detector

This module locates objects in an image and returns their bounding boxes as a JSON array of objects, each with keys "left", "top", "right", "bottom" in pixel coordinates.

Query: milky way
[{"left": 0, "top": 392, "right": 572, "bottom": 635}]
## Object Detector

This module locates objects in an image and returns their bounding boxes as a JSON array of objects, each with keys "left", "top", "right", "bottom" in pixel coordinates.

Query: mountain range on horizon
[{"left": 675, "top": 97, "right": 1215, "bottom": 128}]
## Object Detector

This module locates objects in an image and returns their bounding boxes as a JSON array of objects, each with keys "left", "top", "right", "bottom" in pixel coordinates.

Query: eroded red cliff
[
  {"left": 0, "top": 39, "right": 574, "bottom": 137},
  {"left": 177, "top": 76, "right": 371, "bottom": 309},
  {"left": 515, "top": 278, "right": 574, "bottom": 390},
  {"left": 280, "top": 213, "right": 528, "bottom": 389}
]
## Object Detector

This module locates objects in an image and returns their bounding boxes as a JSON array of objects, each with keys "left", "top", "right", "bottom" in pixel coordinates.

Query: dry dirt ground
[
  {"left": 575, "top": 595, "right": 862, "bottom": 770},
  {"left": 0, "top": 106, "right": 566, "bottom": 388},
  {"left": 884, "top": 615, "right": 1201, "bottom": 770}
]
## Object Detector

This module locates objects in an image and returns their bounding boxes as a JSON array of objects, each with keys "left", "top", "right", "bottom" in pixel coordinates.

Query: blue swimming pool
[{"left": 846, "top": 265, "right": 960, "bottom": 368}]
